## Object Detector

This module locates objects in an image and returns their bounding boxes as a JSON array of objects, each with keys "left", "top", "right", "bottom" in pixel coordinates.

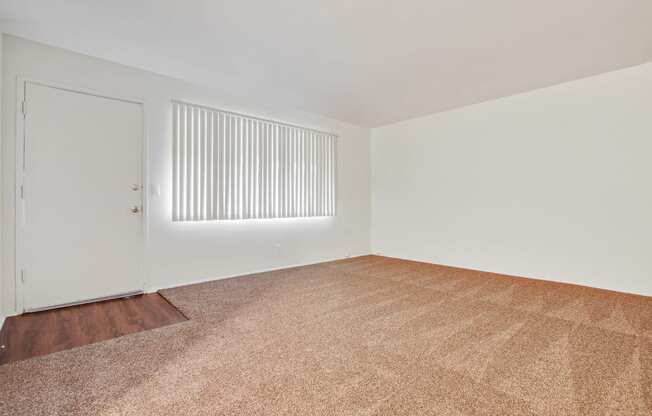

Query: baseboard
[
  {"left": 371, "top": 252, "right": 652, "bottom": 298},
  {"left": 146, "top": 253, "right": 371, "bottom": 294}
]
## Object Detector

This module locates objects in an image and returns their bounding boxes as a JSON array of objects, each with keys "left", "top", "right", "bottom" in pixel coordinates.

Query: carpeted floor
[{"left": 1, "top": 255, "right": 651, "bottom": 415}]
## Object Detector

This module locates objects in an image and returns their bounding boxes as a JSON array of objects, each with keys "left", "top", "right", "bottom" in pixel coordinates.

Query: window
[{"left": 172, "top": 101, "right": 337, "bottom": 221}]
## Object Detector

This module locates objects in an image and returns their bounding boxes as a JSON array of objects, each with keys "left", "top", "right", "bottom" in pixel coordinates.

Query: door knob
[{"left": 130, "top": 205, "right": 140, "bottom": 214}]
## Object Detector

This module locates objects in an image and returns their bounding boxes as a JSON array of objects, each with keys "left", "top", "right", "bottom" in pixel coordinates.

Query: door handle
[{"left": 130, "top": 205, "right": 140, "bottom": 214}]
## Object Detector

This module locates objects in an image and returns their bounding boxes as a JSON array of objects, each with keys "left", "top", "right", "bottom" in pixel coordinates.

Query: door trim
[{"left": 15, "top": 77, "right": 149, "bottom": 313}]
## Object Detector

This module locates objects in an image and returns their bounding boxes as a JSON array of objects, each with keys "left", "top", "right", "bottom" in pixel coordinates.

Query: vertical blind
[{"left": 172, "top": 101, "right": 337, "bottom": 221}]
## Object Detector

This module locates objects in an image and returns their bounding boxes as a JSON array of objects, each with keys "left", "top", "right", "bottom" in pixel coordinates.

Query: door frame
[{"left": 14, "top": 77, "right": 149, "bottom": 313}]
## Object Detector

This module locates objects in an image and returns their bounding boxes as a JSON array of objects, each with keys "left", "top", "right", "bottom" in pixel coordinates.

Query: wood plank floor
[{"left": 0, "top": 293, "right": 187, "bottom": 365}]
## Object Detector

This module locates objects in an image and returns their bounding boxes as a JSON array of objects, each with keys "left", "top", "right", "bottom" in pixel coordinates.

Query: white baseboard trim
[
  {"left": 146, "top": 253, "right": 371, "bottom": 294},
  {"left": 370, "top": 252, "right": 652, "bottom": 298},
  {"left": 3, "top": 253, "right": 373, "bottom": 317}
]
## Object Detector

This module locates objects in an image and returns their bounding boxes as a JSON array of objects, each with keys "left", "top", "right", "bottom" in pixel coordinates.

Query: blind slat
[
  {"left": 172, "top": 103, "right": 179, "bottom": 221},
  {"left": 172, "top": 102, "right": 336, "bottom": 221}
]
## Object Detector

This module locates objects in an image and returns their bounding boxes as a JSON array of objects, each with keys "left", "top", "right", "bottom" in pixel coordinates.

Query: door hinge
[
  {"left": 21, "top": 101, "right": 26, "bottom": 117},
  {"left": 20, "top": 269, "right": 25, "bottom": 284},
  {"left": 20, "top": 184, "right": 24, "bottom": 199}
]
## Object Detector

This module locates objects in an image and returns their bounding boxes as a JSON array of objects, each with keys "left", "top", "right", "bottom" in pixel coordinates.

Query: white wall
[
  {"left": 372, "top": 62, "right": 652, "bottom": 296},
  {"left": 1, "top": 35, "right": 371, "bottom": 316},
  {"left": 0, "top": 32, "right": 4, "bottom": 325}
]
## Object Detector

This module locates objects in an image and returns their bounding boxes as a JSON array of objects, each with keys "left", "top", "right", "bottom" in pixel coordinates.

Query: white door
[{"left": 20, "top": 82, "right": 144, "bottom": 312}]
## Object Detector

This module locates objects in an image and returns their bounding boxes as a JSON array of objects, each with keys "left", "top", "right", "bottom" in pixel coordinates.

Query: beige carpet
[{"left": 1, "top": 255, "right": 651, "bottom": 415}]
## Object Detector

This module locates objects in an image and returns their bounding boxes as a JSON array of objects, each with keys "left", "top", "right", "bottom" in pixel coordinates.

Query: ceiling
[{"left": 1, "top": 1, "right": 651, "bottom": 127}]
